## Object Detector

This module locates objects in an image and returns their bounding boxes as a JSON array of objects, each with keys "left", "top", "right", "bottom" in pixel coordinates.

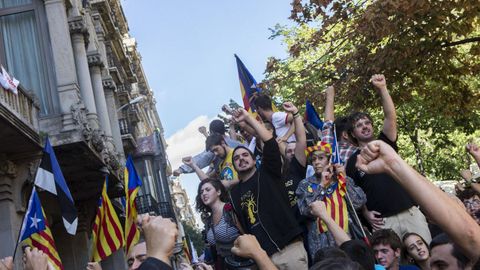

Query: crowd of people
[
  {"left": 173, "top": 74, "right": 480, "bottom": 270},
  {"left": 4, "top": 74, "right": 479, "bottom": 270}
]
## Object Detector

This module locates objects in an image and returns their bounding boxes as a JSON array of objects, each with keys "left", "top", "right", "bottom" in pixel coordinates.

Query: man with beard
[
  {"left": 345, "top": 74, "right": 431, "bottom": 243},
  {"left": 229, "top": 107, "right": 308, "bottom": 270}
]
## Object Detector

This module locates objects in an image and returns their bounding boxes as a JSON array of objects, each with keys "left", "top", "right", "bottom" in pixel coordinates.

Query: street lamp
[{"left": 117, "top": 95, "right": 145, "bottom": 112}]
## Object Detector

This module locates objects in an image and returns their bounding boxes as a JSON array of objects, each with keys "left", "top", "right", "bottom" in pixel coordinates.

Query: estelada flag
[
  {"left": 305, "top": 100, "right": 323, "bottom": 130},
  {"left": 20, "top": 187, "right": 64, "bottom": 270},
  {"left": 125, "top": 156, "right": 142, "bottom": 255}
]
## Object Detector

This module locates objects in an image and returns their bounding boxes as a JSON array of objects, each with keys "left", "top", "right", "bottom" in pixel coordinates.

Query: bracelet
[{"left": 293, "top": 111, "right": 300, "bottom": 117}]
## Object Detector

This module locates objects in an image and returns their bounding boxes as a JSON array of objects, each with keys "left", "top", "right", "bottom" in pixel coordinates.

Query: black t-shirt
[
  {"left": 284, "top": 157, "right": 308, "bottom": 225},
  {"left": 239, "top": 172, "right": 278, "bottom": 255},
  {"left": 346, "top": 132, "right": 415, "bottom": 217}
]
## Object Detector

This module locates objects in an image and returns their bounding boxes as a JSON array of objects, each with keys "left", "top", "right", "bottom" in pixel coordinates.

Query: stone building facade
[{"left": 0, "top": 0, "right": 172, "bottom": 269}]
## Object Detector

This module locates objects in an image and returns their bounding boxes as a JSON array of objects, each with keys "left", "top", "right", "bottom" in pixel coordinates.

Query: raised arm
[
  {"left": 371, "top": 74, "right": 397, "bottom": 141},
  {"left": 466, "top": 142, "right": 480, "bottom": 168},
  {"left": 233, "top": 108, "right": 273, "bottom": 142},
  {"left": 356, "top": 140, "right": 480, "bottom": 262},
  {"left": 182, "top": 157, "right": 208, "bottom": 181},
  {"left": 310, "top": 200, "right": 351, "bottom": 246},
  {"left": 324, "top": 85, "right": 334, "bottom": 122},
  {"left": 283, "top": 102, "right": 307, "bottom": 166},
  {"left": 231, "top": 235, "right": 278, "bottom": 270}
]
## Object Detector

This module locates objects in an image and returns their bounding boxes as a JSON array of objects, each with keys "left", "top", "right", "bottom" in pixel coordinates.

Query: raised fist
[{"left": 370, "top": 74, "right": 387, "bottom": 91}]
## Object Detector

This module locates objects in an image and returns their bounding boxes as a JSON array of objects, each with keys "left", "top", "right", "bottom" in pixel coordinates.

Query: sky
[{"left": 121, "top": 0, "right": 293, "bottom": 225}]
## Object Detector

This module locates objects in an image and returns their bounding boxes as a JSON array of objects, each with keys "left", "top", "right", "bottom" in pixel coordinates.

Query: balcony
[
  {"left": 136, "top": 194, "right": 176, "bottom": 221},
  {"left": 0, "top": 84, "right": 41, "bottom": 157},
  {"left": 119, "top": 118, "right": 136, "bottom": 152}
]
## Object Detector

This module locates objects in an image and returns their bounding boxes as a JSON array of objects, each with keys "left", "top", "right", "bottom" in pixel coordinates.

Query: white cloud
[
  {"left": 166, "top": 115, "right": 214, "bottom": 228},
  {"left": 166, "top": 115, "right": 212, "bottom": 170}
]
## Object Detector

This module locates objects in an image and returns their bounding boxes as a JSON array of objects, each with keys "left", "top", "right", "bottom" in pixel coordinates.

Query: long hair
[
  {"left": 402, "top": 232, "right": 430, "bottom": 265},
  {"left": 195, "top": 179, "right": 228, "bottom": 218}
]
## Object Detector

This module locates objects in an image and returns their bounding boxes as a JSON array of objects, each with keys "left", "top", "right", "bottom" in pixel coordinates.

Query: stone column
[
  {"left": 0, "top": 159, "right": 17, "bottom": 259},
  {"left": 103, "top": 78, "right": 125, "bottom": 163},
  {"left": 43, "top": 0, "right": 82, "bottom": 131},
  {"left": 69, "top": 16, "right": 99, "bottom": 130},
  {"left": 88, "top": 53, "right": 112, "bottom": 139}
]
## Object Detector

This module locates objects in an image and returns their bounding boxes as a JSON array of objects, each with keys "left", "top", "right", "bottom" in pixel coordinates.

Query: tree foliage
[
  {"left": 183, "top": 222, "right": 204, "bottom": 256},
  {"left": 265, "top": 0, "right": 480, "bottom": 180}
]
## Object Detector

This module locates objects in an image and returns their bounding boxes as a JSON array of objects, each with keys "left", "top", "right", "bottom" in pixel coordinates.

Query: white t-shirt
[{"left": 271, "top": 112, "right": 296, "bottom": 142}]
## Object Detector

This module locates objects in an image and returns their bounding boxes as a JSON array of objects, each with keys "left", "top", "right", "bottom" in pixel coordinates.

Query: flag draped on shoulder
[
  {"left": 91, "top": 177, "right": 125, "bottom": 262},
  {"left": 235, "top": 54, "right": 263, "bottom": 114},
  {"left": 305, "top": 100, "right": 323, "bottom": 130},
  {"left": 317, "top": 173, "right": 348, "bottom": 234},
  {"left": 125, "top": 156, "right": 142, "bottom": 255},
  {"left": 34, "top": 138, "right": 77, "bottom": 235},
  {"left": 20, "top": 188, "right": 63, "bottom": 270}
]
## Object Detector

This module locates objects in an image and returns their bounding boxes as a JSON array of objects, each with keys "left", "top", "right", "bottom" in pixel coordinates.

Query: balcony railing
[
  {"left": 0, "top": 85, "right": 39, "bottom": 130},
  {"left": 136, "top": 194, "right": 176, "bottom": 221}
]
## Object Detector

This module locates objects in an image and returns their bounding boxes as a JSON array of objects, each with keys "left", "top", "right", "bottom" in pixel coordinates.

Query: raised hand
[
  {"left": 0, "top": 257, "right": 13, "bottom": 270},
  {"left": 232, "top": 108, "right": 249, "bottom": 123},
  {"left": 282, "top": 101, "right": 298, "bottom": 114},
  {"left": 466, "top": 142, "right": 480, "bottom": 160},
  {"left": 198, "top": 126, "right": 208, "bottom": 137},
  {"left": 182, "top": 156, "right": 195, "bottom": 168},
  {"left": 23, "top": 247, "right": 48, "bottom": 270},
  {"left": 355, "top": 140, "right": 399, "bottom": 176},
  {"left": 141, "top": 214, "right": 178, "bottom": 264},
  {"left": 231, "top": 234, "right": 263, "bottom": 259},
  {"left": 370, "top": 74, "right": 387, "bottom": 91},
  {"left": 309, "top": 200, "right": 328, "bottom": 220},
  {"left": 86, "top": 262, "right": 102, "bottom": 270}
]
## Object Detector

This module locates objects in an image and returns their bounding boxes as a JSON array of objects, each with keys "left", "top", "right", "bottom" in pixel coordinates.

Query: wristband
[{"left": 293, "top": 111, "right": 300, "bottom": 117}]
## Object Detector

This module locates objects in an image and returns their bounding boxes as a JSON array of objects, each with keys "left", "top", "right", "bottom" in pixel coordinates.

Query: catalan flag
[
  {"left": 91, "top": 177, "right": 125, "bottom": 262},
  {"left": 125, "top": 156, "right": 142, "bottom": 255},
  {"left": 316, "top": 173, "right": 348, "bottom": 234},
  {"left": 20, "top": 188, "right": 63, "bottom": 270},
  {"left": 305, "top": 100, "right": 323, "bottom": 130},
  {"left": 235, "top": 54, "right": 263, "bottom": 114}
]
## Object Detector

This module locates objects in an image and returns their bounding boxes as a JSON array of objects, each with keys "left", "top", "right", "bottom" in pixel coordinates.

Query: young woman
[
  {"left": 195, "top": 179, "right": 240, "bottom": 270},
  {"left": 402, "top": 232, "right": 430, "bottom": 270}
]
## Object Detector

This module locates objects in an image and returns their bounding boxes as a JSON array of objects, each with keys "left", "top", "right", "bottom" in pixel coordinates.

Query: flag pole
[
  {"left": 13, "top": 185, "right": 37, "bottom": 260},
  {"left": 345, "top": 192, "right": 370, "bottom": 246}
]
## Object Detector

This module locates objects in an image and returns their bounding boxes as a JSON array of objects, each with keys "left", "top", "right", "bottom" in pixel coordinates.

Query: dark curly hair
[{"left": 195, "top": 179, "right": 229, "bottom": 218}]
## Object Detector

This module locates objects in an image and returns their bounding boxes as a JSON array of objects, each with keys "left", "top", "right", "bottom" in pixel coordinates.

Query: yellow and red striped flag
[
  {"left": 317, "top": 173, "right": 349, "bottom": 233},
  {"left": 125, "top": 156, "right": 142, "bottom": 255},
  {"left": 91, "top": 177, "right": 125, "bottom": 261},
  {"left": 20, "top": 188, "right": 63, "bottom": 270}
]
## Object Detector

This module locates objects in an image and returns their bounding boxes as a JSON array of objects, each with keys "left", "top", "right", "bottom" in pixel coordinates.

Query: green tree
[
  {"left": 265, "top": 0, "right": 480, "bottom": 180},
  {"left": 182, "top": 222, "right": 205, "bottom": 256}
]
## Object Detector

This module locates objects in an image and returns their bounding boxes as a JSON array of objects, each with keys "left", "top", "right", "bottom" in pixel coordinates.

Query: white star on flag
[{"left": 30, "top": 213, "right": 42, "bottom": 229}]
